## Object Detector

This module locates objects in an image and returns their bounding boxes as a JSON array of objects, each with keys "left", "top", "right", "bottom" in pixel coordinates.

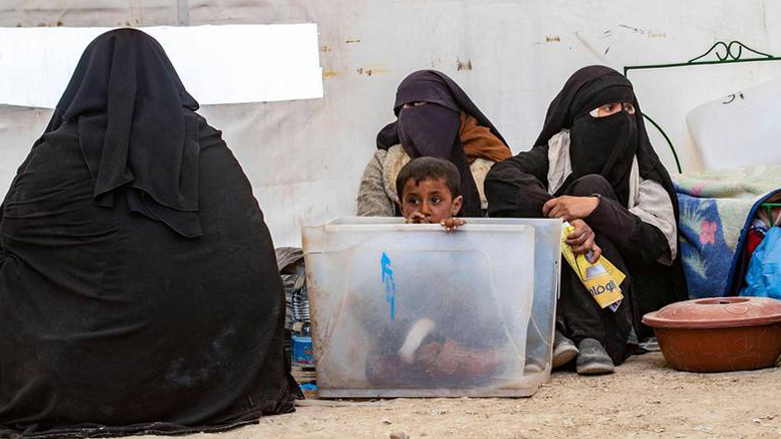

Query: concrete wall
[{"left": 2, "top": 0, "right": 781, "bottom": 246}]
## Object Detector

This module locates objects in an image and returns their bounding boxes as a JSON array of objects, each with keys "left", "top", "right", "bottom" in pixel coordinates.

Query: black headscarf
[
  {"left": 52, "top": 28, "right": 202, "bottom": 237},
  {"left": 377, "top": 70, "right": 509, "bottom": 217},
  {"left": 533, "top": 65, "right": 674, "bottom": 209}
]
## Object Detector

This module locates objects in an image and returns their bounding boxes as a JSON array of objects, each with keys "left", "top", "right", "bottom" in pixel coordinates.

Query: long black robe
[
  {"left": 485, "top": 66, "right": 687, "bottom": 364},
  {"left": 0, "top": 28, "right": 297, "bottom": 437}
]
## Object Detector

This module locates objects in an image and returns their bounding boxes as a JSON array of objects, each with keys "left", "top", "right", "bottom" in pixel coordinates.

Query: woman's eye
[
  {"left": 624, "top": 103, "right": 636, "bottom": 114},
  {"left": 589, "top": 102, "right": 627, "bottom": 118},
  {"left": 402, "top": 102, "right": 426, "bottom": 110}
]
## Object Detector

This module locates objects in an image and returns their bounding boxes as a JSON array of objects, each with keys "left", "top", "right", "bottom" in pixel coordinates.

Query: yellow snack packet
[{"left": 560, "top": 223, "right": 625, "bottom": 310}]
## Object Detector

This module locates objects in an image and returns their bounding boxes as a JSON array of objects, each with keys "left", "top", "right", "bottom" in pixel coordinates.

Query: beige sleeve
[
  {"left": 356, "top": 150, "right": 395, "bottom": 217},
  {"left": 629, "top": 178, "right": 678, "bottom": 265}
]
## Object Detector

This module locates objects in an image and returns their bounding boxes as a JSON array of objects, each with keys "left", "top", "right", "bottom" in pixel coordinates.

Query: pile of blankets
[{"left": 674, "top": 164, "right": 781, "bottom": 298}]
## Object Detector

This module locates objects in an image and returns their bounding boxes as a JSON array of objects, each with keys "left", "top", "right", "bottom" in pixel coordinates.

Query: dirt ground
[{"left": 138, "top": 352, "right": 781, "bottom": 439}]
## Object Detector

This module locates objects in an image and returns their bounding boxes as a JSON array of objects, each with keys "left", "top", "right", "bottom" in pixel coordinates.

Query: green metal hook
[{"left": 623, "top": 40, "right": 781, "bottom": 174}]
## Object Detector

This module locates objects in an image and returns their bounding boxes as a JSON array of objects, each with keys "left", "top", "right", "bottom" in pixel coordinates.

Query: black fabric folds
[
  {"left": 56, "top": 28, "right": 202, "bottom": 237},
  {"left": 376, "top": 70, "right": 509, "bottom": 217},
  {"left": 0, "top": 28, "right": 297, "bottom": 437}
]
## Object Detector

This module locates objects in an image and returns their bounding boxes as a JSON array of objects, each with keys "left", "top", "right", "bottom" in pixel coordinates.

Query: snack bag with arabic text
[{"left": 560, "top": 222, "right": 625, "bottom": 312}]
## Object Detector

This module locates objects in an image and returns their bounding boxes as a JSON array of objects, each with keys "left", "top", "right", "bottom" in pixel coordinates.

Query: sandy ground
[{"left": 138, "top": 352, "right": 781, "bottom": 439}]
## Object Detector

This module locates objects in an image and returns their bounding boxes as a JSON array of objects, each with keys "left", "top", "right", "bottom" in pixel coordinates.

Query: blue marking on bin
[{"left": 381, "top": 252, "right": 396, "bottom": 321}]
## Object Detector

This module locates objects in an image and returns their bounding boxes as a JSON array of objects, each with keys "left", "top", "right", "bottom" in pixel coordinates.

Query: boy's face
[{"left": 400, "top": 177, "right": 463, "bottom": 224}]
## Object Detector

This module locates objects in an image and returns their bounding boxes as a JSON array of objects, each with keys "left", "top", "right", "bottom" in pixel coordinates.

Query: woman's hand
[
  {"left": 566, "top": 219, "right": 601, "bottom": 263},
  {"left": 542, "top": 195, "right": 599, "bottom": 221}
]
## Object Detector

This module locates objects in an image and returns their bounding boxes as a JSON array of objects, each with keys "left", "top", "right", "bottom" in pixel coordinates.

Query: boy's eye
[
  {"left": 431, "top": 196, "right": 442, "bottom": 204},
  {"left": 406, "top": 196, "right": 419, "bottom": 205}
]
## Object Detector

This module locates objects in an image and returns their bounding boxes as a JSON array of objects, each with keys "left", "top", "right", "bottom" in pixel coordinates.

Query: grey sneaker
[
  {"left": 576, "top": 338, "right": 615, "bottom": 375},
  {"left": 552, "top": 330, "right": 579, "bottom": 369},
  {"left": 524, "top": 358, "right": 544, "bottom": 374}
]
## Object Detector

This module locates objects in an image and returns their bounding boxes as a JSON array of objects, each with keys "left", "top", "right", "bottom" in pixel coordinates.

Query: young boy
[
  {"left": 364, "top": 157, "right": 504, "bottom": 386},
  {"left": 395, "top": 156, "right": 467, "bottom": 231}
]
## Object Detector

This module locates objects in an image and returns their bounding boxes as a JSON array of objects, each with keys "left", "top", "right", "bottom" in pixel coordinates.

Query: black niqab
[
  {"left": 376, "top": 70, "right": 509, "bottom": 217},
  {"left": 56, "top": 28, "right": 202, "bottom": 237},
  {"left": 396, "top": 103, "right": 461, "bottom": 161}
]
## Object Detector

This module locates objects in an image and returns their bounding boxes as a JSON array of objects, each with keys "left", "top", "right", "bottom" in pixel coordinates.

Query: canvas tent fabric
[
  {"left": 4, "top": 0, "right": 781, "bottom": 248},
  {"left": 0, "top": 29, "right": 297, "bottom": 437}
]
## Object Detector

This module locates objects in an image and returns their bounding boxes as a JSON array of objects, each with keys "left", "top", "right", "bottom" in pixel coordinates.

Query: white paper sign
[{"left": 0, "top": 24, "right": 323, "bottom": 108}]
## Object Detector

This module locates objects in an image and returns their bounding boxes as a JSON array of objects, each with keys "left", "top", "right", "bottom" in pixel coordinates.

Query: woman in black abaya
[
  {"left": 356, "top": 70, "right": 511, "bottom": 218},
  {"left": 0, "top": 29, "right": 297, "bottom": 436},
  {"left": 485, "top": 66, "right": 687, "bottom": 375}
]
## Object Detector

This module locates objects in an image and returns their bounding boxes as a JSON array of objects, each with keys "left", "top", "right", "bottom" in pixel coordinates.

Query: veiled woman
[
  {"left": 485, "top": 66, "right": 687, "bottom": 374},
  {"left": 357, "top": 70, "right": 511, "bottom": 217},
  {"left": 0, "top": 29, "right": 297, "bottom": 436}
]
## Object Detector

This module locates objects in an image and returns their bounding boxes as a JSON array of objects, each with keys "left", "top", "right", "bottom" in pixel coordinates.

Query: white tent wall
[{"left": 2, "top": 0, "right": 781, "bottom": 247}]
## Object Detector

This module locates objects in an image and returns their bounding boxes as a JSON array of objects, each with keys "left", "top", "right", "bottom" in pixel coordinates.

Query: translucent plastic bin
[{"left": 302, "top": 217, "right": 561, "bottom": 397}]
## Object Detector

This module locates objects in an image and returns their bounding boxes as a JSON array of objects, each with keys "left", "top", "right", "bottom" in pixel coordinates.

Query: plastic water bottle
[{"left": 290, "top": 266, "right": 311, "bottom": 336}]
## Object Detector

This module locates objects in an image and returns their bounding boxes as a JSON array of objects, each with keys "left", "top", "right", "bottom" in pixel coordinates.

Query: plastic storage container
[
  {"left": 687, "top": 76, "right": 781, "bottom": 170},
  {"left": 302, "top": 217, "right": 561, "bottom": 397}
]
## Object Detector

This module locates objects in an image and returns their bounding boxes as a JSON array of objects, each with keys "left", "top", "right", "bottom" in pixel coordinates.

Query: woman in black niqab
[
  {"left": 0, "top": 28, "right": 297, "bottom": 437},
  {"left": 485, "top": 66, "right": 687, "bottom": 373},
  {"left": 374, "top": 70, "right": 510, "bottom": 217},
  {"left": 530, "top": 65, "right": 673, "bottom": 207}
]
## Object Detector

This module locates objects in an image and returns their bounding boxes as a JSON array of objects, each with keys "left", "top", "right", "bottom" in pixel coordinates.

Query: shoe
[
  {"left": 552, "top": 330, "right": 579, "bottom": 369},
  {"left": 576, "top": 338, "right": 615, "bottom": 375},
  {"left": 523, "top": 358, "right": 544, "bottom": 374}
]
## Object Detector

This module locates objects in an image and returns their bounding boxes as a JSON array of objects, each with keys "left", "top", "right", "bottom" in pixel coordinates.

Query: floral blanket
[{"left": 673, "top": 165, "right": 781, "bottom": 298}]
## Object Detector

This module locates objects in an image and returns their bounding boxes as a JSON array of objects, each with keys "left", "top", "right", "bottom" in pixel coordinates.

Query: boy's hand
[
  {"left": 543, "top": 195, "right": 599, "bottom": 221},
  {"left": 566, "top": 219, "right": 601, "bottom": 262},
  {"left": 405, "top": 212, "right": 426, "bottom": 224},
  {"left": 441, "top": 218, "right": 465, "bottom": 233}
]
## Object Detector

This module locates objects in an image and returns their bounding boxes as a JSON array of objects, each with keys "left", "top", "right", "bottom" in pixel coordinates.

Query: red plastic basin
[{"left": 643, "top": 297, "right": 781, "bottom": 372}]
